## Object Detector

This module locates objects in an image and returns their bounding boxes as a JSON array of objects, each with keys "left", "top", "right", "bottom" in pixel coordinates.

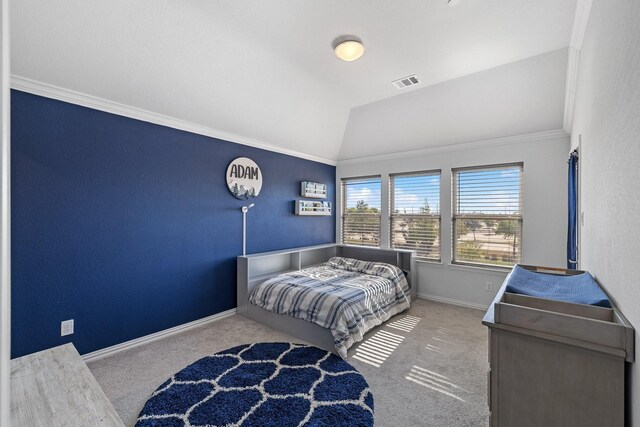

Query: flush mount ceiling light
[{"left": 332, "top": 35, "right": 365, "bottom": 62}]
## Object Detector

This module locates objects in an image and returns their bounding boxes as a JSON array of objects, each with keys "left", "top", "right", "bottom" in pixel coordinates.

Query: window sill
[{"left": 447, "top": 262, "right": 511, "bottom": 274}]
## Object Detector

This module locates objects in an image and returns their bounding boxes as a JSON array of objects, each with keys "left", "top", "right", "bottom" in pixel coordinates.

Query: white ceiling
[
  {"left": 10, "top": 0, "right": 578, "bottom": 162},
  {"left": 340, "top": 48, "right": 568, "bottom": 160}
]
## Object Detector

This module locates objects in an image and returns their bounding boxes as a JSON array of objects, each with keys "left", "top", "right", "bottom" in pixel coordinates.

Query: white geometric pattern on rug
[{"left": 136, "top": 342, "right": 374, "bottom": 427}]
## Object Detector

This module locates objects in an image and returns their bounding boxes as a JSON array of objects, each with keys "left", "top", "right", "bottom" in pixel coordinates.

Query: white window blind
[
  {"left": 390, "top": 171, "right": 441, "bottom": 260},
  {"left": 452, "top": 163, "right": 523, "bottom": 267},
  {"left": 341, "top": 176, "right": 382, "bottom": 247}
]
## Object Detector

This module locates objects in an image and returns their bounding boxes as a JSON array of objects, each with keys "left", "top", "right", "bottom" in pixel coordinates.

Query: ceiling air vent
[{"left": 392, "top": 75, "right": 421, "bottom": 89}]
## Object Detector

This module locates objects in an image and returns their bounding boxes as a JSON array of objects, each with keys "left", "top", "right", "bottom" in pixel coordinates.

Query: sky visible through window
[
  {"left": 344, "top": 168, "right": 519, "bottom": 214},
  {"left": 393, "top": 174, "right": 440, "bottom": 214},
  {"left": 344, "top": 179, "right": 382, "bottom": 209},
  {"left": 456, "top": 167, "right": 521, "bottom": 215}
]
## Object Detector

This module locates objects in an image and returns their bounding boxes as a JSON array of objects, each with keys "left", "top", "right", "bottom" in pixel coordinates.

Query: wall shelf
[
  {"left": 301, "top": 181, "right": 327, "bottom": 199},
  {"left": 295, "top": 200, "right": 332, "bottom": 216}
]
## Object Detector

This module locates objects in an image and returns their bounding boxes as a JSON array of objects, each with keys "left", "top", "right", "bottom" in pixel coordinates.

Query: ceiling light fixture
[
  {"left": 448, "top": 0, "right": 461, "bottom": 6},
  {"left": 333, "top": 35, "right": 365, "bottom": 62}
]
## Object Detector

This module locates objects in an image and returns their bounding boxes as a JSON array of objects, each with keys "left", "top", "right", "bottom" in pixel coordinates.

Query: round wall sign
[{"left": 226, "top": 157, "right": 263, "bottom": 199}]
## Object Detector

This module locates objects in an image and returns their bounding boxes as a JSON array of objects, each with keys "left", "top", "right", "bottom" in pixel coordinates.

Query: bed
[{"left": 237, "top": 244, "right": 415, "bottom": 358}]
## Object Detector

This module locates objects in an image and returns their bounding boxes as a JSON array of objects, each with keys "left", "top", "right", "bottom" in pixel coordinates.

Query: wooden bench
[{"left": 11, "top": 343, "right": 124, "bottom": 426}]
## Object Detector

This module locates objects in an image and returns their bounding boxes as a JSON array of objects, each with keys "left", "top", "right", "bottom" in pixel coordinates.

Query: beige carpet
[{"left": 88, "top": 299, "right": 489, "bottom": 426}]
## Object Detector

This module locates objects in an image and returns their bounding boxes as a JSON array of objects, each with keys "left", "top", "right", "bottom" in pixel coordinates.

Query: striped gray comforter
[{"left": 249, "top": 257, "right": 411, "bottom": 359}]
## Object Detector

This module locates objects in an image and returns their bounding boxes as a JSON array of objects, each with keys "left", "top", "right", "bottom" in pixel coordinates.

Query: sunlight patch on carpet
[
  {"left": 353, "top": 329, "right": 405, "bottom": 367},
  {"left": 405, "top": 365, "right": 468, "bottom": 402},
  {"left": 386, "top": 315, "right": 421, "bottom": 332}
]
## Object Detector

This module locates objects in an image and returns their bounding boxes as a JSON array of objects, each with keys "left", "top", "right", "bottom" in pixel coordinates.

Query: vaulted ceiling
[{"left": 10, "top": 0, "right": 578, "bottom": 163}]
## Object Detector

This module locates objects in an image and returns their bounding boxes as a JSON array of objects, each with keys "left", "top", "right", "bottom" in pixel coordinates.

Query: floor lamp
[{"left": 241, "top": 203, "right": 254, "bottom": 256}]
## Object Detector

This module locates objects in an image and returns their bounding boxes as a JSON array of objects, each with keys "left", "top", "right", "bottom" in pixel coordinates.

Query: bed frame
[{"left": 237, "top": 244, "right": 416, "bottom": 354}]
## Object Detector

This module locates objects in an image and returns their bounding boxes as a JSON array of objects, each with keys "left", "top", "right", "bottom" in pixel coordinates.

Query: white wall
[
  {"left": 0, "top": 0, "right": 10, "bottom": 424},
  {"left": 337, "top": 131, "right": 569, "bottom": 308},
  {"left": 570, "top": 0, "right": 640, "bottom": 422}
]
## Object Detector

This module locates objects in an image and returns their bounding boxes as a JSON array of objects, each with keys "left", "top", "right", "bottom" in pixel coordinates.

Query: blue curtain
[{"left": 567, "top": 150, "right": 579, "bottom": 269}]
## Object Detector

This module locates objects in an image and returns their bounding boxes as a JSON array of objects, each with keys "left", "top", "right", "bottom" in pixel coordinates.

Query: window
[
  {"left": 390, "top": 171, "right": 441, "bottom": 260},
  {"left": 341, "top": 176, "right": 382, "bottom": 247},
  {"left": 452, "top": 163, "right": 523, "bottom": 267}
]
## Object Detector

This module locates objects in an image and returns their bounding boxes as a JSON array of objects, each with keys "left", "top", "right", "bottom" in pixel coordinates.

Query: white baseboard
[
  {"left": 417, "top": 293, "right": 488, "bottom": 311},
  {"left": 82, "top": 308, "right": 237, "bottom": 363}
]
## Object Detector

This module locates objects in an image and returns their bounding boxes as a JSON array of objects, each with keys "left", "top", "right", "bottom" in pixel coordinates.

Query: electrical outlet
[
  {"left": 485, "top": 281, "right": 493, "bottom": 292},
  {"left": 61, "top": 319, "right": 74, "bottom": 336}
]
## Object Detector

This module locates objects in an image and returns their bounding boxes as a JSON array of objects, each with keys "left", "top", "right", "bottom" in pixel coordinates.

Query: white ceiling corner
[{"left": 10, "top": 0, "right": 579, "bottom": 162}]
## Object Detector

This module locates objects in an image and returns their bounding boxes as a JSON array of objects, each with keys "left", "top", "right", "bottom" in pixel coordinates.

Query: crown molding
[
  {"left": 563, "top": 0, "right": 593, "bottom": 133},
  {"left": 10, "top": 76, "right": 572, "bottom": 169},
  {"left": 336, "top": 129, "right": 569, "bottom": 166},
  {"left": 563, "top": 47, "right": 580, "bottom": 133},
  {"left": 570, "top": 0, "right": 593, "bottom": 50},
  {"left": 10, "top": 75, "right": 337, "bottom": 166}
]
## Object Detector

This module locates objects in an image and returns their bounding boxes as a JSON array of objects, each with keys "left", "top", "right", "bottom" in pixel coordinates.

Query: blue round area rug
[{"left": 135, "top": 342, "right": 374, "bottom": 427}]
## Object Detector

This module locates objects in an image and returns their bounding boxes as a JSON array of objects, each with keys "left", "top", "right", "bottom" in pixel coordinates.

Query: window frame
[
  {"left": 389, "top": 170, "right": 442, "bottom": 262},
  {"left": 340, "top": 175, "right": 382, "bottom": 248},
  {"left": 451, "top": 162, "right": 524, "bottom": 269}
]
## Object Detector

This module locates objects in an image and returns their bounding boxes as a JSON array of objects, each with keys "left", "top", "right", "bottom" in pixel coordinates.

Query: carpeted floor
[{"left": 88, "top": 299, "right": 489, "bottom": 426}]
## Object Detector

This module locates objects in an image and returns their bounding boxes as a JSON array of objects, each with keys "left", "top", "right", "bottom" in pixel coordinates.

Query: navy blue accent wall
[{"left": 11, "top": 90, "right": 335, "bottom": 358}]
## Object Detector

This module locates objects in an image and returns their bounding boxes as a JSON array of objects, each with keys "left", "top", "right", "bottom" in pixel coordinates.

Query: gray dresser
[{"left": 483, "top": 265, "right": 634, "bottom": 427}]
